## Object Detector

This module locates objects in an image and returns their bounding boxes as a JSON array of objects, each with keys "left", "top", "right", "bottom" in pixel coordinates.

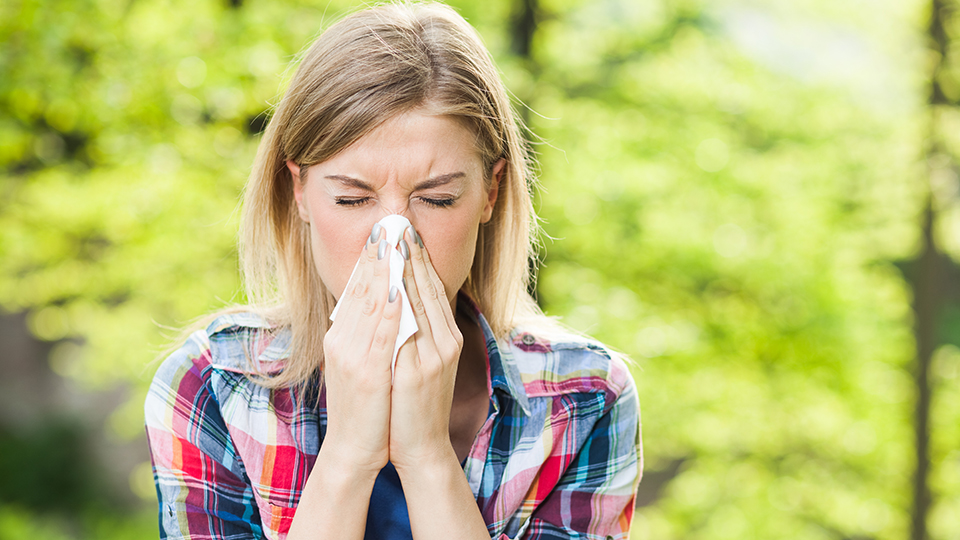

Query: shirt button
[{"left": 521, "top": 334, "right": 536, "bottom": 345}]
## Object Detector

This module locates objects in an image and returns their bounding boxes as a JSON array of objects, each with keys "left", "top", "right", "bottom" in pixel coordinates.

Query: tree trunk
[
  {"left": 911, "top": 2, "right": 952, "bottom": 538},
  {"left": 510, "top": 0, "right": 541, "bottom": 303},
  {"left": 510, "top": 0, "right": 538, "bottom": 61},
  {"left": 911, "top": 199, "right": 938, "bottom": 540}
]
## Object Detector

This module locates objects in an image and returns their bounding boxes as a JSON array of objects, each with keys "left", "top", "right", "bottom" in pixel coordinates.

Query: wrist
[
  {"left": 316, "top": 440, "right": 385, "bottom": 485},
  {"left": 289, "top": 443, "right": 381, "bottom": 540},
  {"left": 394, "top": 447, "right": 490, "bottom": 540},
  {"left": 393, "top": 445, "right": 460, "bottom": 485}
]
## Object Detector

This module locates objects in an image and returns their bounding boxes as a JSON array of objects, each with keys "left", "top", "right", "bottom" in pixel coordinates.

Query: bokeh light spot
[
  {"left": 130, "top": 461, "right": 156, "bottom": 501},
  {"left": 27, "top": 306, "right": 71, "bottom": 341},
  {"left": 177, "top": 56, "right": 207, "bottom": 89},
  {"left": 695, "top": 138, "right": 730, "bottom": 172},
  {"left": 713, "top": 223, "right": 748, "bottom": 258}
]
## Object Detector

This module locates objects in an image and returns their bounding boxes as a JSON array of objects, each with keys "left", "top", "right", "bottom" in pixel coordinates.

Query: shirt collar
[
  {"left": 206, "top": 312, "right": 291, "bottom": 374},
  {"left": 460, "top": 295, "right": 532, "bottom": 417}
]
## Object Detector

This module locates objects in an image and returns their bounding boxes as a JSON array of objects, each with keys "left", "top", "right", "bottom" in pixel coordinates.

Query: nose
[
  {"left": 370, "top": 203, "right": 413, "bottom": 244},
  {"left": 368, "top": 213, "right": 415, "bottom": 251},
  {"left": 378, "top": 200, "right": 412, "bottom": 220}
]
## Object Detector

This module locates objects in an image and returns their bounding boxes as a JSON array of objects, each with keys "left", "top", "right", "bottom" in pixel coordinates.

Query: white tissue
[{"left": 329, "top": 215, "right": 418, "bottom": 375}]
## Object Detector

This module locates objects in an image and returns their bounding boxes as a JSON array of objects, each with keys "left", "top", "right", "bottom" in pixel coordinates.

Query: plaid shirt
[{"left": 146, "top": 308, "right": 642, "bottom": 540}]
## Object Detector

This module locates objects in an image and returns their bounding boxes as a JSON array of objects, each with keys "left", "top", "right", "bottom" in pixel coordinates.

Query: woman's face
[{"left": 288, "top": 109, "right": 503, "bottom": 305}]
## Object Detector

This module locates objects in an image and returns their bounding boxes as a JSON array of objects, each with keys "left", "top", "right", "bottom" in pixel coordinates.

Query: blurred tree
[
  {"left": 908, "top": 1, "right": 960, "bottom": 538},
  {"left": 0, "top": 421, "right": 101, "bottom": 511},
  {"left": 907, "top": 2, "right": 946, "bottom": 537},
  {"left": 523, "top": 0, "right": 927, "bottom": 538}
]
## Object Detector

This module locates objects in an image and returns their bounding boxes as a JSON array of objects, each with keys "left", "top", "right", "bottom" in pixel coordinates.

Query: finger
[
  {"left": 405, "top": 227, "right": 461, "bottom": 366},
  {"left": 411, "top": 227, "right": 458, "bottom": 336},
  {"left": 369, "top": 285, "right": 404, "bottom": 373},
  {"left": 331, "top": 229, "right": 378, "bottom": 329},
  {"left": 332, "top": 228, "right": 391, "bottom": 349},
  {"left": 406, "top": 226, "right": 457, "bottom": 337},
  {"left": 401, "top": 247, "right": 438, "bottom": 353}
]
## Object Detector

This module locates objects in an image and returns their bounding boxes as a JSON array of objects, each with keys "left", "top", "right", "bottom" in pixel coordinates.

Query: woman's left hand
[{"left": 388, "top": 226, "right": 464, "bottom": 472}]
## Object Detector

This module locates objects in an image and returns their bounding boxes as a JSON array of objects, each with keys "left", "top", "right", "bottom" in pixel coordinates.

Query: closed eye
[
  {"left": 419, "top": 197, "right": 455, "bottom": 208},
  {"left": 335, "top": 197, "right": 371, "bottom": 207}
]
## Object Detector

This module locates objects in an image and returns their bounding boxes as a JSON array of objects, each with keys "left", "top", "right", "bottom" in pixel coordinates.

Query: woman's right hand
[{"left": 318, "top": 224, "right": 401, "bottom": 477}]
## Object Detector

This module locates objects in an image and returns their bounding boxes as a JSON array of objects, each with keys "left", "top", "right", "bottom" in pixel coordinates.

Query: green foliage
[
  {"left": 0, "top": 0, "right": 955, "bottom": 539},
  {"left": 526, "top": 0, "right": 928, "bottom": 538},
  {"left": 0, "top": 508, "right": 72, "bottom": 540},
  {"left": 0, "top": 420, "right": 103, "bottom": 511},
  {"left": 0, "top": 505, "right": 155, "bottom": 540}
]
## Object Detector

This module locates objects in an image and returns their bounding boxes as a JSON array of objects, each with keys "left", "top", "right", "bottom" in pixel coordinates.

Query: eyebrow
[
  {"left": 414, "top": 172, "right": 466, "bottom": 191},
  {"left": 324, "top": 172, "right": 466, "bottom": 192}
]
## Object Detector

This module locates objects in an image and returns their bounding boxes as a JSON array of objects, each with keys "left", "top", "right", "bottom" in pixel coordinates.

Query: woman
[{"left": 145, "top": 2, "right": 642, "bottom": 539}]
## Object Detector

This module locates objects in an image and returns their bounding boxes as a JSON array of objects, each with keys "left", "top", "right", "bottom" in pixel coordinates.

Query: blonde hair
[{"left": 239, "top": 1, "right": 546, "bottom": 389}]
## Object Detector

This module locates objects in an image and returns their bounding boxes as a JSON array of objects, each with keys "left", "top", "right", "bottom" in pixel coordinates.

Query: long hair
[{"left": 239, "top": 2, "right": 545, "bottom": 389}]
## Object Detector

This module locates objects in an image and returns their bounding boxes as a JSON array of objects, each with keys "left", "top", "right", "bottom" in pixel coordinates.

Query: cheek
[
  {"left": 416, "top": 211, "right": 480, "bottom": 297},
  {"left": 309, "top": 208, "right": 371, "bottom": 298}
]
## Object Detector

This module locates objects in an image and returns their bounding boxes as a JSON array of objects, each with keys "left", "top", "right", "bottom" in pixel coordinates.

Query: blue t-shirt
[{"left": 365, "top": 462, "right": 411, "bottom": 539}]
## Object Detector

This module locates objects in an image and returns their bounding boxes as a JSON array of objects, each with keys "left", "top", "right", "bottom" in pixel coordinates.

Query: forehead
[{"left": 315, "top": 110, "right": 484, "bottom": 179}]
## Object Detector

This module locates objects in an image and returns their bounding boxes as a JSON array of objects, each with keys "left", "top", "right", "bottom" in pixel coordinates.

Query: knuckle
[
  {"left": 441, "top": 335, "right": 462, "bottom": 360},
  {"left": 373, "top": 328, "right": 391, "bottom": 349},
  {"left": 411, "top": 296, "right": 428, "bottom": 317},
  {"left": 352, "top": 280, "right": 369, "bottom": 299},
  {"left": 381, "top": 303, "right": 399, "bottom": 320},
  {"left": 323, "top": 336, "right": 342, "bottom": 360},
  {"left": 422, "top": 280, "right": 438, "bottom": 301},
  {"left": 361, "top": 296, "right": 378, "bottom": 316},
  {"left": 440, "top": 344, "right": 459, "bottom": 362}
]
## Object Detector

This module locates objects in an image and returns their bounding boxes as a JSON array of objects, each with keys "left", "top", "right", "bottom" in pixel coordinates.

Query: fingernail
[
  {"left": 378, "top": 239, "right": 387, "bottom": 260},
  {"left": 413, "top": 227, "right": 424, "bottom": 247},
  {"left": 402, "top": 277, "right": 407, "bottom": 290},
  {"left": 399, "top": 239, "right": 410, "bottom": 260},
  {"left": 389, "top": 286, "right": 398, "bottom": 302},
  {"left": 369, "top": 223, "right": 382, "bottom": 244},
  {"left": 407, "top": 225, "right": 420, "bottom": 248}
]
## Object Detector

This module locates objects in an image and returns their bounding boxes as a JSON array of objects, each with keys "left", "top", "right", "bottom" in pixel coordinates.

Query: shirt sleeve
[
  {"left": 520, "top": 370, "right": 642, "bottom": 540},
  {"left": 145, "top": 331, "right": 264, "bottom": 540}
]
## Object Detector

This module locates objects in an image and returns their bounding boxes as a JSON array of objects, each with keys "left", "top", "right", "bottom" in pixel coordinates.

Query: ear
[
  {"left": 480, "top": 158, "right": 505, "bottom": 224},
  {"left": 286, "top": 160, "right": 311, "bottom": 223}
]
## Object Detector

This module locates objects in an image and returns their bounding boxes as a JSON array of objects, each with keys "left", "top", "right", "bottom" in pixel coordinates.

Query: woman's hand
[
  {"left": 319, "top": 225, "right": 401, "bottom": 477},
  {"left": 289, "top": 226, "right": 402, "bottom": 540},
  {"left": 386, "top": 225, "right": 490, "bottom": 540},
  {"left": 389, "top": 225, "right": 464, "bottom": 472}
]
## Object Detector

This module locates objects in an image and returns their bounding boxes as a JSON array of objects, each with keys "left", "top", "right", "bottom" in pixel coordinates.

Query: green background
[{"left": 1, "top": 0, "right": 956, "bottom": 538}]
